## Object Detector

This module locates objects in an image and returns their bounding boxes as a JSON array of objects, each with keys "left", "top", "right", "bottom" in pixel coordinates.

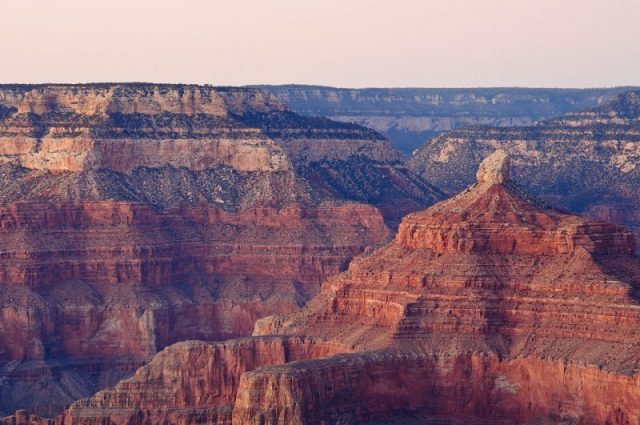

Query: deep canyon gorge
[
  {"left": 0, "top": 84, "right": 639, "bottom": 424},
  {"left": 9, "top": 149, "right": 639, "bottom": 425}
]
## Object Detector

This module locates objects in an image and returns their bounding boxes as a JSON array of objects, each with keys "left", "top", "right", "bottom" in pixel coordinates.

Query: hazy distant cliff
[
  {"left": 261, "top": 85, "right": 635, "bottom": 155},
  {"left": 409, "top": 90, "right": 640, "bottom": 241}
]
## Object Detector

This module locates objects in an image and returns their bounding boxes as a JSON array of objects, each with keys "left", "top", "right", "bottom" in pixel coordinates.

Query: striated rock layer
[
  {"left": 58, "top": 337, "right": 350, "bottom": 425},
  {"left": 0, "top": 83, "right": 445, "bottom": 416},
  {"left": 0, "top": 84, "right": 442, "bottom": 224},
  {"left": 409, "top": 90, "right": 640, "bottom": 242},
  {"left": 261, "top": 85, "right": 632, "bottom": 155},
  {"left": 233, "top": 352, "right": 640, "bottom": 425},
  {"left": 52, "top": 151, "right": 640, "bottom": 424}
]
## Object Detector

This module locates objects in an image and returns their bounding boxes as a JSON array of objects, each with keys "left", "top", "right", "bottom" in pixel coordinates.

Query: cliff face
[
  {"left": 267, "top": 151, "right": 640, "bottom": 360},
  {"left": 409, "top": 90, "right": 640, "bottom": 242},
  {"left": 58, "top": 337, "right": 350, "bottom": 425},
  {"left": 261, "top": 85, "right": 633, "bottom": 155},
  {"left": 51, "top": 151, "right": 640, "bottom": 424},
  {"left": 0, "top": 83, "right": 443, "bottom": 416},
  {"left": 0, "top": 86, "right": 286, "bottom": 173},
  {"left": 233, "top": 352, "right": 640, "bottom": 425},
  {"left": 0, "top": 84, "right": 442, "bottom": 223}
]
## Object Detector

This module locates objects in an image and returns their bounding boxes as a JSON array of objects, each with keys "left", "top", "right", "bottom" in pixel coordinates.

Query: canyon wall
[
  {"left": 0, "top": 83, "right": 442, "bottom": 416},
  {"left": 233, "top": 351, "right": 640, "bottom": 425},
  {"left": 0, "top": 84, "right": 442, "bottom": 224},
  {"left": 41, "top": 151, "right": 640, "bottom": 425},
  {"left": 261, "top": 85, "right": 633, "bottom": 155},
  {"left": 409, "top": 90, "right": 640, "bottom": 241},
  {"left": 47, "top": 347, "right": 640, "bottom": 425}
]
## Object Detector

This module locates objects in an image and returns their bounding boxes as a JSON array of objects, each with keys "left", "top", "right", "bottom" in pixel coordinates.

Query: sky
[{"left": 1, "top": 0, "right": 639, "bottom": 88}]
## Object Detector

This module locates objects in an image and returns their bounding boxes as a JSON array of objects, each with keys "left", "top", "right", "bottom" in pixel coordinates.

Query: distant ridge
[
  {"left": 409, "top": 89, "right": 640, "bottom": 244},
  {"left": 260, "top": 85, "right": 636, "bottom": 155}
]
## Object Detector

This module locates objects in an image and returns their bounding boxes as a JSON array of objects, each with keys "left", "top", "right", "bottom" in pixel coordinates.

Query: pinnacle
[{"left": 476, "top": 150, "right": 511, "bottom": 184}]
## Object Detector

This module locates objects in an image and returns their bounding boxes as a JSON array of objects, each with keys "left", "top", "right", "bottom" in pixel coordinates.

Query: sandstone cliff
[
  {"left": 58, "top": 337, "right": 350, "bottom": 425},
  {"left": 0, "top": 83, "right": 443, "bottom": 416},
  {"left": 51, "top": 151, "right": 640, "bottom": 424},
  {"left": 409, "top": 90, "right": 640, "bottom": 243},
  {"left": 0, "top": 84, "right": 441, "bottom": 223}
]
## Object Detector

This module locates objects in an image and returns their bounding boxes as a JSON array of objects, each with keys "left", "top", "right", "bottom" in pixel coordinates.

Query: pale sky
[{"left": 1, "top": 0, "right": 639, "bottom": 88}]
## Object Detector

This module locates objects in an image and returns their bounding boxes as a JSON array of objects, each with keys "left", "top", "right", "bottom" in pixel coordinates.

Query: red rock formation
[
  {"left": 265, "top": 151, "right": 640, "bottom": 358},
  {"left": 233, "top": 352, "right": 640, "bottom": 425},
  {"left": 0, "top": 199, "right": 387, "bottom": 415},
  {"left": 57, "top": 337, "right": 349, "bottom": 425},
  {"left": 0, "top": 84, "right": 424, "bottom": 416},
  {"left": 52, "top": 150, "right": 640, "bottom": 424}
]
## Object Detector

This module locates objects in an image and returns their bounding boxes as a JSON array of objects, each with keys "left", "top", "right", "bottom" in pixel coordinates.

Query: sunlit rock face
[
  {"left": 0, "top": 84, "right": 442, "bottom": 224},
  {"left": 49, "top": 151, "right": 640, "bottom": 425},
  {"left": 409, "top": 90, "right": 640, "bottom": 245},
  {"left": 0, "top": 83, "right": 445, "bottom": 416}
]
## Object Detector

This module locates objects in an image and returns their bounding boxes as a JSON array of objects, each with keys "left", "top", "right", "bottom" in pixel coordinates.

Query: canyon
[
  {"left": 36, "top": 151, "right": 640, "bottom": 424},
  {"left": 0, "top": 84, "right": 442, "bottom": 416},
  {"left": 262, "top": 85, "right": 634, "bottom": 155},
  {"left": 409, "top": 90, "right": 640, "bottom": 244}
]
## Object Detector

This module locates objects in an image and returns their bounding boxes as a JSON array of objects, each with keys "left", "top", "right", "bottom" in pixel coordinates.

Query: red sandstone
[{"left": 35, "top": 150, "right": 640, "bottom": 425}]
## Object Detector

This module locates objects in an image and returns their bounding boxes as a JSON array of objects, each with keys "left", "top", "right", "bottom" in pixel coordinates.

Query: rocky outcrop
[
  {"left": 408, "top": 90, "right": 640, "bottom": 242},
  {"left": 244, "top": 151, "right": 640, "bottom": 423},
  {"left": 233, "top": 351, "right": 640, "bottom": 425},
  {"left": 398, "top": 152, "right": 635, "bottom": 256},
  {"left": 261, "top": 85, "right": 632, "bottom": 155},
  {"left": 0, "top": 83, "right": 442, "bottom": 415},
  {"left": 49, "top": 151, "right": 640, "bottom": 424},
  {"left": 475, "top": 149, "right": 510, "bottom": 184},
  {"left": 57, "top": 337, "right": 349, "bottom": 425}
]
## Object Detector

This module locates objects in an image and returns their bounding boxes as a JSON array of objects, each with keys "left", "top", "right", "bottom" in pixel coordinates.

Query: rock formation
[
  {"left": 409, "top": 90, "right": 640, "bottom": 244},
  {"left": 261, "top": 85, "right": 631, "bottom": 155},
  {"left": 51, "top": 151, "right": 640, "bottom": 424},
  {"left": 58, "top": 337, "right": 349, "bottom": 425},
  {"left": 0, "top": 84, "right": 442, "bottom": 416},
  {"left": 0, "top": 84, "right": 441, "bottom": 224}
]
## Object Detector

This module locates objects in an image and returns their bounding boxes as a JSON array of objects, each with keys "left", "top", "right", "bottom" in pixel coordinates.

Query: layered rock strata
[
  {"left": 261, "top": 85, "right": 631, "bottom": 155},
  {"left": 58, "top": 337, "right": 349, "bottom": 425},
  {"left": 233, "top": 352, "right": 640, "bottom": 425},
  {"left": 0, "top": 84, "right": 442, "bottom": 224},
  {"left": 409, "top": 90, "right": 640, "bottom": 241},
  {"left": 0, "top": 83, "right": 443, "bottom": 415},
  {"left": 54, "top": 151, "right": 640, "bottom": 424}
]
